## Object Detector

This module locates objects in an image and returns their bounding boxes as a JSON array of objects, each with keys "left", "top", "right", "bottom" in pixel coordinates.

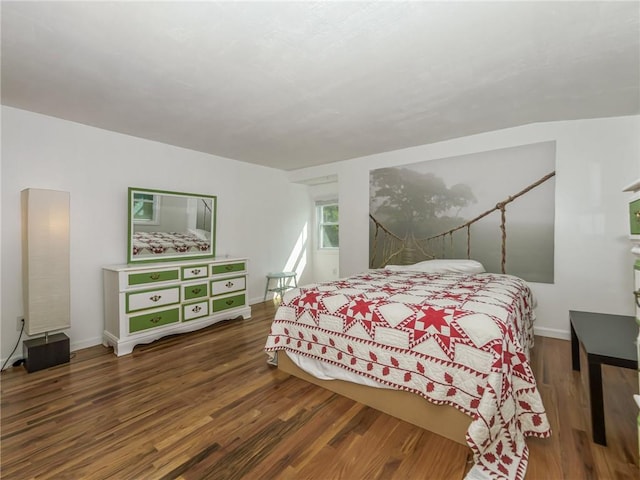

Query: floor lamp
[{"left": 21, "top": 188, "right": 71, "bottom": 372}]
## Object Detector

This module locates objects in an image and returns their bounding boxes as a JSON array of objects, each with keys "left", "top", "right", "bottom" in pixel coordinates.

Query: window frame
[
  {"left": 317, "top": 202, "right": 339, "bottom": 250},
  {"left": 132, "top": 192, "right": 161, "bottom": 225}
]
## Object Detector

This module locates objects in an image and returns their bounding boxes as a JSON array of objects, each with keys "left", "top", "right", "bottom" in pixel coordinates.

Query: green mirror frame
[{"left": 127, "top": 187, "right": 217, "bottom": 264}]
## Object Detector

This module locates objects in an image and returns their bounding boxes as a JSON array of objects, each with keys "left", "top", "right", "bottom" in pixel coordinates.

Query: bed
[
  {"left": 131, "top": 231, "right": 211, "bottom": 257},
  {"left": 264, "top": 261, "right": 551, "bottom": 480}
]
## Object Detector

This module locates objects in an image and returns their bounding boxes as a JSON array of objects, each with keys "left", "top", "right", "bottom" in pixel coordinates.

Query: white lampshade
[{"left": 21, "top": 188, "right": 70, "bottom": 336}]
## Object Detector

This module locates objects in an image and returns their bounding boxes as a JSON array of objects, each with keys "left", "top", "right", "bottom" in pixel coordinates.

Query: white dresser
[{"left": 103, "top": 257, "right": 251, "bottom": 356}]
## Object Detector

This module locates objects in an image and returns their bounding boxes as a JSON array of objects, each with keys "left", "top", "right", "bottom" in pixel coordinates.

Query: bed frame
[{"left": 276, "top": 350, "right": 471, "bottom": 446}]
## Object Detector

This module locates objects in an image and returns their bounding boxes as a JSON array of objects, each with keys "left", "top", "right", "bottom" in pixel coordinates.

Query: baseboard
[
  {"left": 71, "top": 336, "right": 104, "bottom": 352},
  {"left": 249, "top": 295, "right": 276, "bottom": 306},
  {"left": 534, "top": 326, "right": 570, "bottom": 341}
]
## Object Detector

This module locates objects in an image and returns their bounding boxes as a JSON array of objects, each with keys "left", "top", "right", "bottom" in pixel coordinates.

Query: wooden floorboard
[{"left": 1, "top": 301, "right": 637, "bottom": 479}]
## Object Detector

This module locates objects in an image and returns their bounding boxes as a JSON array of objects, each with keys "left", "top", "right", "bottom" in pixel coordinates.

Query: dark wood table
[{"left": 569, "top": 310, "right": 638, "bottom": 445}]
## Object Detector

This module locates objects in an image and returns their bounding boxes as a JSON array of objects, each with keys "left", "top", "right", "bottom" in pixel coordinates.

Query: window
[
  {"left": 317, "top": 202, "right": 339, "bottom": 249},
  {"left": 132, "top": 193, "right": 160, "bottom": 225}
]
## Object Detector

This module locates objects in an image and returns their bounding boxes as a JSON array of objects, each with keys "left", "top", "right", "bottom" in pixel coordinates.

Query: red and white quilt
[
  {"left": 132, "top": 231, "right": 210, "bottom": 257},
  {"left": 264, "top": 270, "right": 551, "bottom": 480}
]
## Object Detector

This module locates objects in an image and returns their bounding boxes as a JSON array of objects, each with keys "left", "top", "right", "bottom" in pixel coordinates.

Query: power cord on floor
[{"left": 1, "top": 319, "right": 25, "bottom": 372}]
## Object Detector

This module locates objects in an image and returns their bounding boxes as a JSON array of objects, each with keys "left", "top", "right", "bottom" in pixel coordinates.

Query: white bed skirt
[{"left": 285, "top": 351, "right": 392, "bottom": 389}]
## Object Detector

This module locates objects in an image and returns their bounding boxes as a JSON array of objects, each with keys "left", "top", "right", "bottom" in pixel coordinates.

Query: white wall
[
  {"left": 1, "top": 106, "right": 313, "bottom": 363},
  {"left": 289, "top": 115, "right": 640, "bottom": 339}
]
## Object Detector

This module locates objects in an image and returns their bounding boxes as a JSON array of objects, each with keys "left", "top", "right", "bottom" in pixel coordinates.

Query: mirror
[{"left": 128, "top": 187, "right": 216, "bottom": 264}]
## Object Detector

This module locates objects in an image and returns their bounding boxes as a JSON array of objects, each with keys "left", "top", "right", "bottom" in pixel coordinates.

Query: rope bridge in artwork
[{"left": 370, "top": 171, "right": 556, "bottom": 271}]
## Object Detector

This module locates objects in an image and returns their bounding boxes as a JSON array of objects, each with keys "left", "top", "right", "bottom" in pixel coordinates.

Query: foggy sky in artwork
[{"left": 369, "top": 141, "right": 556, "bottom": 283}]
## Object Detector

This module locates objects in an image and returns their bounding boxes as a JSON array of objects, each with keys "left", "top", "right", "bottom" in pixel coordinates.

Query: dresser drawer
[
  {"left": 128, "top": 269, "right": 180, "bottom": 286},
  {"left": 126, "top": 286, "right": 180, "bottom": 313},
  {"left": 211, "top": 294, "right": 245, "bottom": 313},
  {"left": 181, "top": 265, "right": 209, "bottom": 280},
  {"left": 182, "top": 301, "right": 209, "bottom": 321},
  {"left": 210, "top": 276, "right": 245, "bottom": 296},
  {"left": 129, "top": 307, "right": 180, "bottom": 333},
  {"left": 182, "top": 282, "right": 208, "bottom": 300},
  {"left": 211, "top": 262, "right": 245, "bottom": 275}
]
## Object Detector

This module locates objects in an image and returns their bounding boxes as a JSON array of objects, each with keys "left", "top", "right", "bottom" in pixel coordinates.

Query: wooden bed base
[{"left": 276, "top": 350, "right": 471, "bottom": 446}]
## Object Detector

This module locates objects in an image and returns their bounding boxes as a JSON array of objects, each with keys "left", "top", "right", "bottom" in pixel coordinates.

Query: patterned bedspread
[
  {"left": 132, "top": 231, "right": 210, "bottom": 256},
  {"left": 264, "top": 270, "right": 550, "bottom": 480}
]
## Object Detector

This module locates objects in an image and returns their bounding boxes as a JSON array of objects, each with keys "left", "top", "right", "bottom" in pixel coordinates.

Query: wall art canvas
[{"left": 369, "top": 141, "right": 556, "bottom": 283}]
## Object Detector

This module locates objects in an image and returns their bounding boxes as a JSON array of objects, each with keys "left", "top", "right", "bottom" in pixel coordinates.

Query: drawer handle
[
  {"left": 225, "top": 299, "right": 235, "bottom": 305},
  {"left": 191, "top": 288, "right": 202, "bottom": 294},
  {"left": 150, "top": 316, "right": 162, "bottom": 324},
  {"left": 225, "top": 265, "right": 233, "bottom": 271},
  {"left": 149, "top": 273, "right": 161, "bottom": 280},
  {"left": 225, "top": 281, "right": 234, "bottom": 288},
  {"left": 192, "top": 305, "right": 202, "bottom": 313},
  {"left": 149, "top": 295, "right": 162, "bottom": 302},
  {"left": 191, "top": 269, "right": 201, "bottom": 275}
]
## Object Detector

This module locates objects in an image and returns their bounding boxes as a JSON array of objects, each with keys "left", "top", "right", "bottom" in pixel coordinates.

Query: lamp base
[{"left": 22, "top": 333, "right": 70, "bottom": 373}]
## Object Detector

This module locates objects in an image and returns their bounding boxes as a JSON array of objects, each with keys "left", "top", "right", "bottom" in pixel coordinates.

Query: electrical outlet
[{"left": 16, "top": 316, "right": 24, "bottom": 332}]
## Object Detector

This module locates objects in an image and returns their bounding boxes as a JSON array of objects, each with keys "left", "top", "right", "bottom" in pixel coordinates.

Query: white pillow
[
  {"left": 188, "top": 228, "right": 210, "bottom": 240},
  {"left": 385, "top": 259, "right": 486, "bottom": 274}
]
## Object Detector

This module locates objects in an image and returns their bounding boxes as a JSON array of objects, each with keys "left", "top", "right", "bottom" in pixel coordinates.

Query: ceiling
[{"left": 2, "top": 1, "right": 639, "bottom": 171}]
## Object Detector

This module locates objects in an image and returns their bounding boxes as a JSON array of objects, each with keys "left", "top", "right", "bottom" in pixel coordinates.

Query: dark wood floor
[{"left": 1, "top": 301, "right": 638, "bottom": 479}]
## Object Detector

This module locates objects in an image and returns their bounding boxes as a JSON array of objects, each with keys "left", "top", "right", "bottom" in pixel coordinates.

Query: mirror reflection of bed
[
  {"left": 128, "top": 188, "right": 216, "bottom": 263},
  {"left": 265, "top": 259, "right": 551, "bottom": 479}
]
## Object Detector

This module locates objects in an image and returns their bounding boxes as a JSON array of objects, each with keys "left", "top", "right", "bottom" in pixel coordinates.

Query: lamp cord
[{"left": 1, "top": 320, "right": 24, "bottom": 372}]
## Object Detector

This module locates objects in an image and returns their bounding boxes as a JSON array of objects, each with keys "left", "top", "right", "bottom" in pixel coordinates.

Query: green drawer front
[
  {"left": 184, "top": 283, "right": 208, "bottom": 300},
  {"left": 128, "top": 270, "right": 179, "bottom": 286},
  {"left": 212, "top": 294, "right": 245, "bottom": 312},
  {"left": 129, "top": 308, "right": 180, "bottom": 333},
  {"left": 630, "top": 198, "right": 640, "bottom": 235},
  {"left": 212, "top": 262, "right": 245, "bottom": 274}
]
